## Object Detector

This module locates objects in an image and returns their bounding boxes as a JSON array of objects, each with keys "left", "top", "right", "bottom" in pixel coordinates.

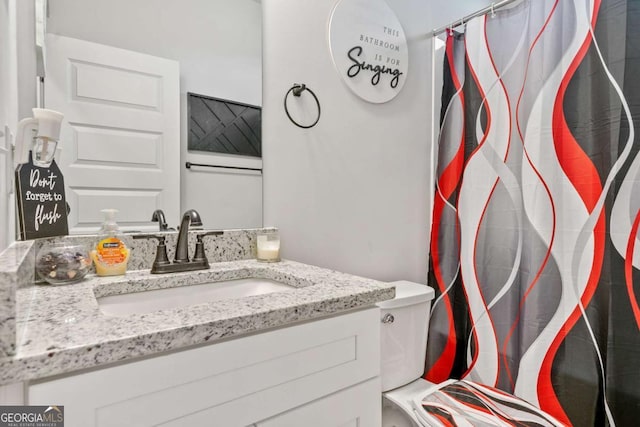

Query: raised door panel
[
  {"left": 71, "top": 61, "right": 162, "bottom": 110},
  {"left": 45, "top": 34, "right": 179, "bottom": 233},
  {"left": 28, "top": 308, "right": 381, "bottom": 427},
  {"left": 65, "top": 188, "right": 162, "bottom": 233},
  {"left": 72, "top": 125, "right": 161, "bottom": 167},
  {"left": 255, "top": 378, "right": 381, "bottom": 427}
]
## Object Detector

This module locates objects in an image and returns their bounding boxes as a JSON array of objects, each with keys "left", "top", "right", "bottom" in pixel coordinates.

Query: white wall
[
  {"left": 46, "top": 0, "right": 263, "bottom": 229},
  {"left": 15, "top": 0, "right": 36, "bottom": 121},
  {"left": 432, "top": 1, "right": 495, "bottom": 30},
  {"left": 0, "top": 0, "right": 22, "bottom": 251},
  {"left": 263, "top": 0, "right": 430, "bottom": 283},
  {"left": 0, "top": 0, "right": 11, "bottom": 251},
  {"left": 262, "top": 0, "right": 493, "bottom": 283}
]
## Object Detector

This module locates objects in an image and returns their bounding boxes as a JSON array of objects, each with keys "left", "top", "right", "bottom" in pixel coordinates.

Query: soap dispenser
[{"left": 91, "top": 209, "right": 130, "bottom": 276}]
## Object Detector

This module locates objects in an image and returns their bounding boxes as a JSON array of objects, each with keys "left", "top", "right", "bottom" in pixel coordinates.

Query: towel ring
[{"left": 284, "top": 83, "right": 321, "bottom": 129}]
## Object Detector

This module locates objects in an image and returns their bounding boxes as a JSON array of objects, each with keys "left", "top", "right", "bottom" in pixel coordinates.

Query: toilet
[{"left": 377, "top": 281, "right": 564, "bottom": 427}]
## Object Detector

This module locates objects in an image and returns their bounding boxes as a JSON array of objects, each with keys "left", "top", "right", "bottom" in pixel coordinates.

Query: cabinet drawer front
[{"left": 28, "top": 307, "right": 380, "bottom": 427}]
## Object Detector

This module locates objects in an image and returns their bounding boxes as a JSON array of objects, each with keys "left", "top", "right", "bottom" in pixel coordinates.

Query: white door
[{"left": 45, "top": 34, "right": 180, "bottom": 234}]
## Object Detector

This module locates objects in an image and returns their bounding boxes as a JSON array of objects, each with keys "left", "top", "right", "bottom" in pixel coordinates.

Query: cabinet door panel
[{"left": 256, "top": 378, "right": 381, "bottom": 427}]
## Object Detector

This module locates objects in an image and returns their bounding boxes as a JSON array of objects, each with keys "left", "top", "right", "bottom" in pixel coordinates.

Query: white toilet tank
[{"left": 377, "top": 280, "right": 435, "bottom": 392}]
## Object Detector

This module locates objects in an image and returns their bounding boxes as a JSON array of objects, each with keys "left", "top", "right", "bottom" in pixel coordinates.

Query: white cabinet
[
  {"left": 27, "top": 308, "right": 381, "bottom": 427},
  {"left": 256, "top": 378, "right": 381, "bottom": 427}
]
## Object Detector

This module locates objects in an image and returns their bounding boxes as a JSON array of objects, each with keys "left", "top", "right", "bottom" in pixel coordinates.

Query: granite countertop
[{"left": 0, "top": 259, "right": 394, "bottom": 386}]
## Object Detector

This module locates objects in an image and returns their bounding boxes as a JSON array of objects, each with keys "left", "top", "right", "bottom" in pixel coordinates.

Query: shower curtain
[{"left": 426, "top": 0, "right": 639, "bottom": 425}]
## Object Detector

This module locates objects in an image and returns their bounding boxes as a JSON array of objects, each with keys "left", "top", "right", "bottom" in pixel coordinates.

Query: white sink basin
[{"left": 97, "top": 278, "right": 295, "bottom": 316}]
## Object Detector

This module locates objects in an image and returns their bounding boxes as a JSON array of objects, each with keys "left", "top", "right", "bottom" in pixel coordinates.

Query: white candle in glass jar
[{"left": 257, "top": 232, "right": 280, "bottom": 262}]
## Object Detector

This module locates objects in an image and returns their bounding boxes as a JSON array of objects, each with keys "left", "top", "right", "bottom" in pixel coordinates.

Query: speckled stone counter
[
  {"left": 0, "top": 252, "right": 394, "bottom": 386},
  {"left": 0, "top": 228, "right": 275, "bottom": 359},
  {"left": 0, "top": 241, "right": 34, "bottom": 357}
]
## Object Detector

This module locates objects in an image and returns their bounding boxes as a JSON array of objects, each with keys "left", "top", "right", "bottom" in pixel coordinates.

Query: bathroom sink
[{"left": 97, "top": 278, "right": 295, "bottom": 316}]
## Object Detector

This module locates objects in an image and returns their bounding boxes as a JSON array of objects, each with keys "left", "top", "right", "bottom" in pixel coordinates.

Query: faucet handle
[
  {"left": 193, "top": 235, "right": 208, "bottom": 264},
  {"left": 133, "top": 234, "right": 171, "bottom": 272},
  {"left": 192, "top": 231, "right": 223, "bottom": 264},
  {"left": 197, "top": 231, "right": 224, "bottom": 238},
  {"left": 132, "top": 233, "right": 171, "bottom": 241}
]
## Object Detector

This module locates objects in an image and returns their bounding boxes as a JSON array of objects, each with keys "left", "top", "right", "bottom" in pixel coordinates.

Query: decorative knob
[{"left": 381, "top": 313, "right": 395, "bottom": 324}]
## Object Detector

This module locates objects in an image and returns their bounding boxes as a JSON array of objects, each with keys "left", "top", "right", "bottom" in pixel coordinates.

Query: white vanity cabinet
[{"left": 27, "top": 308, "right": 381, "bottom": 427}]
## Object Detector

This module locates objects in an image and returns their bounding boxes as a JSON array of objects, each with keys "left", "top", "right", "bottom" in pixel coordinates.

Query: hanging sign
[
  {"left": 15, "top": 154, "right": 69, "bottom": 240},
  {"left": 329, "top": 0, "right": 408, "bottom": 103}
]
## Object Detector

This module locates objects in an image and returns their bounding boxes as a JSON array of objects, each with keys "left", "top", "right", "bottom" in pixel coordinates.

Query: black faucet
[
  {"left": 151, "top": 209, "right": 169, "bottom": 231},
  {"left": 175, "top": 209, "right": 203, "bottom": 263},
  {"left": 133, "top": 209, "right": 222, "bottom": 274}
]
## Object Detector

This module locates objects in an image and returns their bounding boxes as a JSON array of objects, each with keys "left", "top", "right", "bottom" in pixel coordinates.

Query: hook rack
[{"left": 284, "top": 83, "right": 321, "bottom": 129}]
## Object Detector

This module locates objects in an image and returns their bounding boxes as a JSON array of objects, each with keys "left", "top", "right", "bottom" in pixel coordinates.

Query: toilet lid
[{"left": 411, "top": 379, "right": 565, "bottom": 427}]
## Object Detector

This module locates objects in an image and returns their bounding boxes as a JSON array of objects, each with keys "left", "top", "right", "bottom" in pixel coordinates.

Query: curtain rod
[{"left": 431, "top": 0, "right": 522, "bottom": 36}]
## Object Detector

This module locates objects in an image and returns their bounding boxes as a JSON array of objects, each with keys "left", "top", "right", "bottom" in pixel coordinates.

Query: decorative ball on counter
[{"left": 35, "top": 243, "right": 92, "bottom": 285}]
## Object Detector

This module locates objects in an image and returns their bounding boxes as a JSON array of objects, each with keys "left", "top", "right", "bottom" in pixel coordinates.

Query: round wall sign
[{"left": 329, "top": 0, "right": 408, "bottom": 103}]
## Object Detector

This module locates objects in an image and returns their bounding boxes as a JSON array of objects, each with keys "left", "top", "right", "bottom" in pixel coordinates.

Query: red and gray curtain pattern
[
  {"left": 426, "top": 0, "right": 639, "bottom": 425},
  {"left": 421, "top": 380, "right": 565, "bottom": 426}
]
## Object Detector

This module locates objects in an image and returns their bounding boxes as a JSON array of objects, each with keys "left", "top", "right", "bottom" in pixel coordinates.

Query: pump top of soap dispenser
[{"left": 100, "top": 209, "right": 120, "bottom": 234}]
